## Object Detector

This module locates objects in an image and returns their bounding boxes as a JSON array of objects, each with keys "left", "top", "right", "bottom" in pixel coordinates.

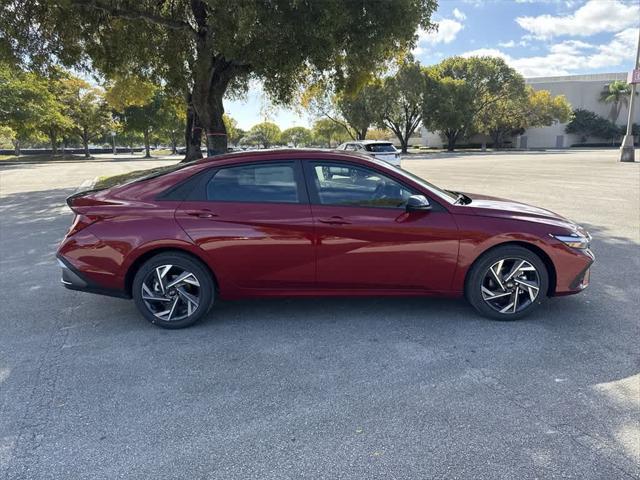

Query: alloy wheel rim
[
  {"left": 481, "top": 258, "right": 540, "bottom": 314},
  {"left": 141, "top": 264, "right": 201, "bottom": 321}
]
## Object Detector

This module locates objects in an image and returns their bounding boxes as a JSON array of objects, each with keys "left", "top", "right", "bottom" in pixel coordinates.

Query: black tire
[
  {"left": 465, "top": 245, "right": 548, "bottom": 321},
  {"left": 132, "top": 252, "right": 215, "bottom": 329}
]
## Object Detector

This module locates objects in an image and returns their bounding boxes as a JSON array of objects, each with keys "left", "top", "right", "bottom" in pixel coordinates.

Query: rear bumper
[{"left": 57, "top": 254, "right": 130, "bottom": 299}]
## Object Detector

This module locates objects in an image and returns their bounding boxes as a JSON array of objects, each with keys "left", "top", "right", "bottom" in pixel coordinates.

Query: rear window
[
  {"left": 95, "top": 162, "right": 193, "bottom": 190},
  {"left": 364, "top": 143, "right": 396, "bottom": 153},
  {"left": 206, "top": 163, "right": 299, "bottom": 203}
]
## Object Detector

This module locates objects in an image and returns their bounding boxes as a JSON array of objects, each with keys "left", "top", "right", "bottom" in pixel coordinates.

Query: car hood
[{"left": 464, "top": 192, "right": 584, "bottom": 232}]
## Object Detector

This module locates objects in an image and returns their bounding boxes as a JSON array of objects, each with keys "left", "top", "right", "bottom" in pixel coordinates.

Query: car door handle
[
  {"left": 185, "top": 209, "right": 218, "bottom": 219},
  {"left": 318, "top": 216, "right": 351, "bottom": 225}
]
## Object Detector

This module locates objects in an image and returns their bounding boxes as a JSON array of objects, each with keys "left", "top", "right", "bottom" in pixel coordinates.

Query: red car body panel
[{"left": 57, "top": 150, "right": 593, "bottom": 301}]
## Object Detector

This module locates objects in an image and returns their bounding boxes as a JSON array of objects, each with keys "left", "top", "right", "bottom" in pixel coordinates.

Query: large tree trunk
[
  {"left": 183, "top": 94, "right": 203, "bottom": 162},
  {"left": 82, "top": 136, "right": 91, "bottom": 158},
  {"left": 82, "top": 130, "right": 90, "bottom": 158},
  {"left": 49, "top": 128, "right": 58, "bottom": 156},
  {"left": 445, "top": 130, "right": 458, "bottom": 151},
  {"left": 143, "top": 129, "right": 151, "bottom": 158},
  {"left": 191, "top": 49, "right": 238, "bottom": 159}
]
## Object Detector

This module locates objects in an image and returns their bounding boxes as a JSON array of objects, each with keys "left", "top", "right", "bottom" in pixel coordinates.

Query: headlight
[{"left": 551, "top": 233, "right": 591, "bottom": 249}]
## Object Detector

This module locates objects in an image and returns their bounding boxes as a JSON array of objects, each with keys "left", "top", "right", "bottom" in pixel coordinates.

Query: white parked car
[{"left": 336, "top": 140, "right": 401, "bottom": 167}]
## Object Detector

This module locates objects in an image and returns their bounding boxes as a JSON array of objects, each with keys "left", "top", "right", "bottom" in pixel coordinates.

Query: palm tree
[{"left": 599, "top": 80, "right": 631, "bottom": 124}]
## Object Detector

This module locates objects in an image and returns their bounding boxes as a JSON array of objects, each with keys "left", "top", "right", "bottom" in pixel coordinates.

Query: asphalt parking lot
[{"left": 1, "top": 149, "right": 638, "bottom": 479}]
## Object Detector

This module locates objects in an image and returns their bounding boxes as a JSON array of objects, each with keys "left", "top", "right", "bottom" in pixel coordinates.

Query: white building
[{"left": 421, "top": 72, "right": 639, "bottom": 149}]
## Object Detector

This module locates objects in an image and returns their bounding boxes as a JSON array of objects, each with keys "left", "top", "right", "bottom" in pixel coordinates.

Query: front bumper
[{"left": 554, "top": 247, "right": 594, "bottom": 296}]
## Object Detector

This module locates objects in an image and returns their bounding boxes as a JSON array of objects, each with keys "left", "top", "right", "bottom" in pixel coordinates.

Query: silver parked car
[{"left": 336, "top": 140, "right": 401, "bottom": 167}]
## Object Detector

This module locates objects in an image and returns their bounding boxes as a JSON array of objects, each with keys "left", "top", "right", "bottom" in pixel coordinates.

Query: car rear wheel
[
  {"left": 465, "top": 246, "right": 548, "bottom": 320},
  {"left": 132, "top": 252, "right": 214, "bottom": 329}
]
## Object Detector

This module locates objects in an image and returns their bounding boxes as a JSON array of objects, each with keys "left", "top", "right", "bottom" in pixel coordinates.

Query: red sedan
[{"left": 57, "top": 150, "right": 594, "bottom": 328}]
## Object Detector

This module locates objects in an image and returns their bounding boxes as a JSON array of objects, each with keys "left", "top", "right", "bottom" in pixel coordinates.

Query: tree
[
  {"left": 304, "top": 82, "right": 382, "bottom": 140},
  {"left": 281, "top": 127, "right": 313, "bottom": 147},
  {"left": 40, "top": 71, "right": 75, "bottom": 155},
  {"left": 311, "top": 118, "right": 350, "bottom": 147},
  {"left": 107, "top": 77, "right": 171, "bottom": 158},
  {"left": 335, "top": 84, "right": 383, "bottom": 140},
  {"left": 65, "top": 78, "right": 113, "bottom": 157},
  {"left": 422, "top": 71, "right": 475, "bottom": 151},
  {"left": 247, "top": 122, "right": 281, "bottom": 148},
  {"left": 565, "top": 109, "right": 619, "bottom": 143},
  {"left": 0, "top": 64, "right": 51, "bottom": 155},
  {"left": 422, "top": 56, "right": 526, "bottom": 151},
  {"left": 475, "top": 87, "right": 572, "bottom": 148},
  {"left": 599, "top": 80, "right": 631, "bottom": 123},
  {"left": 0, "top": 125, "right": 15, "bottom": 148},
  {"left": 223, "top": 115, "right": 245, "bottom": 147},
  {"left": 376, "top": 60, "right": 424, "bottom": 153},
  {"left": 155, "top": 93, "right": 186, "bottom": 154},
  {"left": 366, "top": 128, "right": 394, "bottom": 141},
  {"left": 3, "top": 1, "right": 437, "bottom": 161}
]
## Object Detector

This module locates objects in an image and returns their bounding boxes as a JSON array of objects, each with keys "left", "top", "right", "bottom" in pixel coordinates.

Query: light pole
[
  {"left": 111, "top": 131, "right": 116, "bottom": 155},
  {"left": 620, "top": 28, "right": 640, "bottom": 162}
]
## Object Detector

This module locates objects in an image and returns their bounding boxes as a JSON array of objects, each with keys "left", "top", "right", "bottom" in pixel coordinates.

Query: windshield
[{"left": 365, "top": 143, "right": 396, "bottom": 153}]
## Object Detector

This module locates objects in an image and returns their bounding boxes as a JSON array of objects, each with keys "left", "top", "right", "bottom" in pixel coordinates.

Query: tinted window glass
[
  {"left": 311, "top": 163, "right": 415, "bottom": 208},
  {"left": 345, "top": 144, "right": 357, "bottom": 151},
  {"left": 206, "top": 163, "right": 299, "bottom": 203},
  {"left": 365, "top": 143, "right": 396, "bottom": 153}
]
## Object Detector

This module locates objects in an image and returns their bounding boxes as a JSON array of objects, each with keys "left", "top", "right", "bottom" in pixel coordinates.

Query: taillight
[{"left": 66, "top": 214, "right": 100, "bottom": 237}]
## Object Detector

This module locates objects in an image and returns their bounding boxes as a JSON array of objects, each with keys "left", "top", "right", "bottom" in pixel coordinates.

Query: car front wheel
[
  {"left": 132, "top": 252, "right": 215, "bottom": 329},
  {"left": 466, "top": 246, "right": 549, "bottom": 320}
]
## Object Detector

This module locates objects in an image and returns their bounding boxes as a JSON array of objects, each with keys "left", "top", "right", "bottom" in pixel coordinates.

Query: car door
[
  {"left": 303, "top": 160, "right": 459, "bottom": 292},
  {"left": 175, "top": 160, "right": 316, "bottom": 292}
]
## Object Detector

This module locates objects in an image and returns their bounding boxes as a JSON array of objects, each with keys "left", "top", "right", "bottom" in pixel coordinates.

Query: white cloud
[
  {"left": 414, "top": 18, "right": 464, "bottom": 54},
  {"left": 462, "top": 27, "right": 639, "bottom": 77},
  {"left": 516, "top": 0, "right": 640, "bottom": 39},
  {"left": 498, "top": 39, "right": 531, "bottom": 48},
  {"left": 452, "top": 8, "right": 466, "bottom": 21}
]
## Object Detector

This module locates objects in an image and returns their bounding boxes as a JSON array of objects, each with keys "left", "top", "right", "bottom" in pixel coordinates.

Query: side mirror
[{"left": 406, "top": 194, "right": 431, "bottom": 212}]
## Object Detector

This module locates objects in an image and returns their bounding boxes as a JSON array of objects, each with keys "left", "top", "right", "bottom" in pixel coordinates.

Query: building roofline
[{"left": 525, "top": 72, "right": 627, "bottom": 83}]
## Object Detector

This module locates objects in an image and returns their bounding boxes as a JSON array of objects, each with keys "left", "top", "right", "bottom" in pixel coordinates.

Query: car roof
[
  {"left": 346, "top": 140, "right": 393, "bottom": 145},
  {"left": 195, "top": 148, "right": 375, "bottom": 165}
]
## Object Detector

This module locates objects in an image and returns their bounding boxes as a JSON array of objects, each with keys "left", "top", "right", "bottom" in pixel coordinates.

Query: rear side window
[
  {"left": 365, "top": 143, "right": 396, "bottom": 152},
  {"left": 206, "top": 163, "right": 299, "bottom": 203}
]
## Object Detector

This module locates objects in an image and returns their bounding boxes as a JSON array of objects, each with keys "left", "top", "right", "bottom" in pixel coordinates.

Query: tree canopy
[
  {"left": 421, "top": 56, "right": 571, "bottom": 151},
  {"left": 281, "top": 127, "right": 313, "bottom": 147},
  {"left": 246, "top": 122, "right": 281, "bottom": 148},
  {"left": 1, "top": 0, "right": 437, "bottom": 159},
  {"left": 475, "top": 87, "right": 572, "bottom": 148},
  {"left": 565, "top": 108, "right": 620, "bottom": 143},
  {"left": 311, "top": 118, "right": 350, "bottom": 147},
  {"left": 375, "top": 60, "right": 424, "bottom": 153},
  {"left": 599, "top": 80, "right": 631, "bottom": 123}
]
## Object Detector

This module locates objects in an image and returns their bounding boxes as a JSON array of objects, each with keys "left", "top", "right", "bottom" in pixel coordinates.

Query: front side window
[
  {"left": 309, "top": 162, "right": 415, "bottom": 208},
  {"left": 206, "top": 163, "right": 299, "bottom": 203}
]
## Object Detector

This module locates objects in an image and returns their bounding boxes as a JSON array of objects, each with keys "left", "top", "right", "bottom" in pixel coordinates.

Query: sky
[{"left": 226, "top": 0, "right": 640, "bottom": 130}]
